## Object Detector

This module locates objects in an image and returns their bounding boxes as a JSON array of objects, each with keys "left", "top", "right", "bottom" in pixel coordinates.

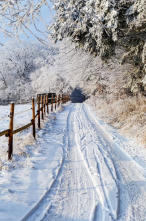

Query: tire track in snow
[
  {"left": 81, "top": 104, "right": 128, "bottom": 220},
  {"left": 25, "top": 104, "right": 99, "bottom": 221},
  {"left": 44, "top": 103, "right": 98, "bottom": 221},
  {"left": 75, "top": 104, "right": 107, "bottom": 221},
  {"left": 75, "top": 103, "right": 118, "bottom": 220},
  {"left": 74, "top": 106, "right": 104, "bottom": 221},
  {"left": 83, "top": 104, "right": 146, "bottom": 221},
  {"left": 82, "top": 104, "right": 133, "bottom": 220},
  {"left": 93, "top": 150, "right": 116, "bottom": 220}
]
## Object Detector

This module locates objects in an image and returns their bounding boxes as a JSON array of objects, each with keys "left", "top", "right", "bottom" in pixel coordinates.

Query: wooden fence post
[
  {"left": 55, "top": 94, "right": 57, "bottom": 110},
  {"left": 8, "top": 102, "right": 14, "bottom": 160},
  {"left": 37, "top": 96, "right": 40, "bottom": 128},
  {"left": 51, "top": 94, "right": 53, "bottom": 112},
  {"left": 46, "top": 94, "right": 49, "bottom": 114},
  {"left": 44, "top": 94, "right": 46, "bottom": 115},
  {"left": 32, "top": 98, "right": 35, "bottom": 139},
  {"left": 41, "top": 95, "right": 44, "bottom": 120},
  {"left": 58, "top": 94, "right": 60, "bottom": 106}
]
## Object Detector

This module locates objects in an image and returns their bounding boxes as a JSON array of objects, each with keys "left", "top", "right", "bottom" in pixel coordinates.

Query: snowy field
[{"left": 0, "top": 103, "right": 146, "bottom": 220}]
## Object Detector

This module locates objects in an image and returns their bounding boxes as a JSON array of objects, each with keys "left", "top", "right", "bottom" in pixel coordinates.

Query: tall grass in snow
[{"left": 87, "top": 95, "right": 146, "bottom": 145}]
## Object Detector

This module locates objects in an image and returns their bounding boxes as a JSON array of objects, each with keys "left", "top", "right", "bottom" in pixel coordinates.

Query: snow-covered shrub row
[{"left": 0, "top": 40, "right": 72, "bottom": 103}]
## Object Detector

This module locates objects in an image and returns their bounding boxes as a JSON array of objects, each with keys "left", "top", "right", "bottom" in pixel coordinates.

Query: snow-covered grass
[{"left": 86, "top": 95, "right": 146, "bottom": 145}]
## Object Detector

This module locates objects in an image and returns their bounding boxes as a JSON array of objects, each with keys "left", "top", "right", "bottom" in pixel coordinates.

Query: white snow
[{"left": 0, "top": 103, "right": 146, "bottom": 220}]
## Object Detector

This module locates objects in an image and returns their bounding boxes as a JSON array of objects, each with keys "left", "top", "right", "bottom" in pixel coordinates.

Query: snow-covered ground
[{"left": 1, "top": 103, "right": 146, "bottom": 220}]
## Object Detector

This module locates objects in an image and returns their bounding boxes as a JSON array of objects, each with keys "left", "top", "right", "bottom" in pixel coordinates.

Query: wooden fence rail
[{"left": 0, "top": 93, "right": 70, "bottom": 160}]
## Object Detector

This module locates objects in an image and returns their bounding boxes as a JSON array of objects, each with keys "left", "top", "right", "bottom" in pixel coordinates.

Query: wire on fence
[
  {"left": 0, "top": 100, "right": 59, "bottom": 121},
  {"left": 14, "top": 108, "right": 32, "bottom": 116},
  {"left": 0, "top": 116, "right": 9, "bottom": 122}
]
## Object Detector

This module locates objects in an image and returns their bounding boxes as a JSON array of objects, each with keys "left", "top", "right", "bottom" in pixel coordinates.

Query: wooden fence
[{"left": 0, "top": 93, "right": 70, "bottom": 160}]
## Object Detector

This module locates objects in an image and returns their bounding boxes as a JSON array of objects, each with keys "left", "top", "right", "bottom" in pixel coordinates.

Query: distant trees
[{"left": 0, "top": 40, "right": 63, "bottom": 101}]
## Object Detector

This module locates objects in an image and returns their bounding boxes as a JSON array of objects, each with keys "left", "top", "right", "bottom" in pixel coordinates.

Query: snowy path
[{"left": 24, "top": 103, "right": 146, "bottom": 221}]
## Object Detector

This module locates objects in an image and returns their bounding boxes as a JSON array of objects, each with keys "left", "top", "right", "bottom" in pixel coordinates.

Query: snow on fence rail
[{"left": 0, "top": 93, "right": 70, "bottom": 160}]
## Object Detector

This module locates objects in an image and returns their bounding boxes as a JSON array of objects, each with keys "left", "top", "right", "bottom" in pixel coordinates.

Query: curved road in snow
[{"left": 25, "top": 103, "right": 146, "bottom": 221}]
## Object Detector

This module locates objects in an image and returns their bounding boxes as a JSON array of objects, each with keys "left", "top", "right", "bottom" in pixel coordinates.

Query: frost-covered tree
[
  {"left": 53, "top": 39, "right": 133, "bottom": 97},
  {"left": 0, "top": 0, "right": 146, "bottom": 63},
  {"left": 51, "top": 0, "right": 146, "bottom": 93},
  {"left": 0, "top": 0, "right": 54, "bottom": 43},
  {"left": 51, "top": 0, "right": 119, "bottom": 59},
  {"left": 2, "top": 0, "right": 146, "bottom": 94},
  {"left": 0, "top": 40, "right": 61, "bottom": 102},
  {"left": 51, "top": 0, "right": 137, "bottom": 60},
  {"left": 1, "top": 0, "right": 146, "bottom": 64}
]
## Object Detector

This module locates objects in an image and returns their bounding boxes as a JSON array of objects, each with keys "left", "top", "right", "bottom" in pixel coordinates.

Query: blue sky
[{"left": 0, "top": 1, "right": 54, "bottom": 45}]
